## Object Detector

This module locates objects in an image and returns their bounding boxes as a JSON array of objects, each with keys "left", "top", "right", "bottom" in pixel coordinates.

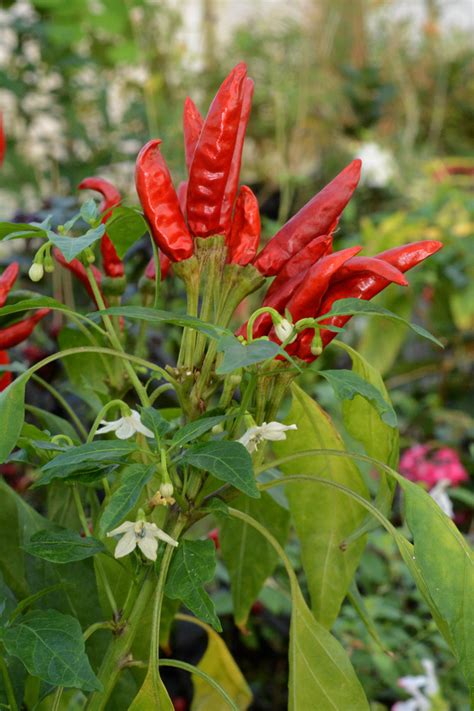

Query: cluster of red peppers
[
  {"left": 0, "top": 263, "right": 49, "bottom": 391},
  {"left": 133, "top": 62, "right": 442, "bottom": 361}
]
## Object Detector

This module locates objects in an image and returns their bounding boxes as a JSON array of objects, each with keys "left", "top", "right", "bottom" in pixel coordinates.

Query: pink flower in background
[{"left": 400, "top": 445, "right": 468, "bottom": 488}]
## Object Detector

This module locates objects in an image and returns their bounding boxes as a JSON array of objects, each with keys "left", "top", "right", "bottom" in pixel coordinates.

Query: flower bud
[
  {"left": 275, "top": 318, "right": 294, "bottom": 343},
  {"left": 160, "top": 482, "right": 174, "bottom": 499},
  {"left": 29, "top": 262, "right": 44, "bottom": 282}
]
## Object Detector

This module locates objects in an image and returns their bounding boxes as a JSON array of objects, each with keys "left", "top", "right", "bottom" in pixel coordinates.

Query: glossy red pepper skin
[
  {"left": 0, "top": 309, "right": 49, "bottom": 350},
  {"left": 186, "top": 62, "right": 247, "bottom": 238},
  {"left": 219, "top": 77, "right": 254, "bottom": 235},
  {"left": 0, "top": 350, "right": 12, "bottom": 391},
  {"left": 0, "top": 263, "right": 20, "bottom": 308},
  {"left": 177, "top": 181, "right": 188, "bottom": 215},
  {"left": 53, "top": 249, "right": 104, "bottom": 306},
  {"left": 144, "top": 252, "right": 172, "bottom": 281},
  {"left": 295, "top": 240, "right": 443, "bottom": 360},
  {"left": 331, "top": 256, "right": 408, "bottom": 286},
  {"left": 183, "top": 97, "right": 204, "bottom": 173},
  {"left": 79, "top": 177, "right": 124, "bottom": 278},
  {"left": 226, "top": 185, "right": 260, "bottom": 266},
  {"left": 253, "top": 159, "right": 362, "bottom": 276},
  {"left": 135, "top": 140, "right": 194, "bottom": 262}
]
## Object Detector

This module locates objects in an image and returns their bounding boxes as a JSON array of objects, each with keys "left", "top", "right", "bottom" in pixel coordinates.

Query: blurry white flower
[
  {"left": 10, "top": 0, "right": 37, "bottom": 22},
  {"left": 22, "top": 39, "right": 41, "bottom": 64},
  {"left": 0, "top": 28, "right": 17, "bottom": 67},
  {"left": 393, "top": 659, "right": 440, "bottom": 711},
  {"left": 238, "top": 422, "right": 297, "bottom": 453},
  {"left": 357, "top": 142, "right": 396, "bottom": 188},
  {"left": 428, "top": 480, "right": 454, "bottom": 518},
  {"left": 275, "top": 318, "right": 294, "bottom": 343},
  {"left": 107, "top": 520, "right": 178, "bottom": 560},
  {"left": 95, "top": 409, "right": 153, "bottom": 440}
]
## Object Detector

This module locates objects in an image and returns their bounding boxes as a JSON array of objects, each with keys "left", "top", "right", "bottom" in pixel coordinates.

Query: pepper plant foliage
[{"left": 0, "top": 63, "right": 471, "bottom": 711}]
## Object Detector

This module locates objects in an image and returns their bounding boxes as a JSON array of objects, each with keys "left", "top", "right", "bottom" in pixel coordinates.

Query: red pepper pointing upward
[
  {"left": 183, "top": 97, "right": 204, "bottom": 173},
  {"left": 0, "top": 263, "right": 20, "bottom": 308}
]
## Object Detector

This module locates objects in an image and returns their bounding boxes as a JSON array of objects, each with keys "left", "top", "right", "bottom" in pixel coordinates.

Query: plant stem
[
  {"left": 31, "top": 373, "right": 88, "bottom": 441},
  {"left": 159, "top": 659, "right": 239, "bottom": 711},
  {"left": 0, "top": 653, "right": 18, "bottom": 711}
]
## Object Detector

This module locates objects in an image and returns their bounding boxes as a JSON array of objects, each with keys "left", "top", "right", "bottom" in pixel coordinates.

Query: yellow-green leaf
[{"left": 128, "top": 667, "right": 173, "bottom": 711}]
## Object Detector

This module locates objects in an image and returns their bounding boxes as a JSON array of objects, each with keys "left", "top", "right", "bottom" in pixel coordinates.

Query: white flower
[
  {"left": 107, "top": 520, "right": 178, "bottom": 561},
  {"left": 393, "top": 659, "right": 440, "bottom": 711},
  {"left": 95, "top": 409, "right": 153, "bottom": 440},
  {"left": 274, "top": 318, "right": 294, "bottom": 343},
  {"left": 238, "top": 422, "right": 297, "bottom": 453},
  {"left": 429, "top": 480, "right": 454, "bottom": 518},
  {"left": 356, "top": 141, "right": 396, "bottom": 188}
]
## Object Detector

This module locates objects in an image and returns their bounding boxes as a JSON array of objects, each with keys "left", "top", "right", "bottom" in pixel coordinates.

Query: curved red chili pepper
[
  {"left": 264, "top": 234, "right": 333, "bottom": 303},
  {"left": 186, "top": 62, "right": 248, "bottom": 238},
  {"left": 0, "top": 350, "right": 12, "bottom": 391},
  {"left": 144, "top": 252, "right": 172, "bottom": 281},
  {"left": 219, "top": 77, "right": 254, "bottom": 235},
  {"left": 53, "top": 249, "right": 104, "bottom": 306},
  {"left": 78, "top": 177, "right": 124, "bottom": 278},
  {"left": 135, "top": 140, "right": 194, "bottom": 262},
  {"left": 0, "top": 262, "right": 19, "bottom": 308},
  {"left": 183, "top": 97, "right": 204, "bottom": 173},
  {"left": 226, "top": 185, "right": 260, "bottom": 266},
  {"left": 253, "top": 159, "right": 362, "bottom": 276},
  {"left": 0, "top": 309, "right": 50, "bottom": 350},
  {"left": 331, "top": 256, "right": 408, "bottom": 286}
]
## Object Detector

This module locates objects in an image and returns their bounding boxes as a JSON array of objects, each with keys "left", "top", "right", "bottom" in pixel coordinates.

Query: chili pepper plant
[{"left": 0, "top": 63, "right": 472, "bottom": 711}]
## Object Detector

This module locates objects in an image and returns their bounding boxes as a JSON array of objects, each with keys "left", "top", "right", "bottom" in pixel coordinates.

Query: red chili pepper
[
  {"left": 331, "top": 256, "right": 408, "bottom": 286},
  {"left": 0, "top": 262, "right": 19, "bottom": 308},
  {"left": 183, "top": 97, "right": 204, "bottom": 173},
  {"left": 186, "top": 62, "right": 248, "bottom": 238},
  {"left": 0, "top": 309, "right": 49, "bottom": 350},
  {"left": 177, "top": 180, "right": 188, "bottom": 215},
  {"left": 135, "top": 139, "right": 194, "bottom": 262},
  {"left": 253, "top": 159, "right": 362, "bottom": 276},
  {"left": 144, "top": 252, "right": 172, "bottom": 281},
  {"left": 79, "top": 177, "right": 124, "bottom": 278},
  {"left": 54, "top": 248, "right": 104, "bottom": 306},
  {"left": 219, "top": 77, "right": 254, "bottom": 235},
  {"left": 226, "top": 185, "right": 260, "bottom": 266},
  {"left": 0, "top": 350, "right": 12, "bottom": 391}
]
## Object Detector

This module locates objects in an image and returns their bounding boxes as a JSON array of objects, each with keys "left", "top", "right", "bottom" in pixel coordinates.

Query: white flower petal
[
  {"left": 138, "top": 535, "right": 158, "bottom": 561},
  {"left": 145, "top": 523, "right": 179, "bottom": 548},
  {"left": 95, "top": 420, "right": 120, "bottom": 435},
  {"left": 107, "top": 521, "right": 135, "bottom": 536},
  {"left": 134, "top": 421, "right": 154, "bottom": 438},
  {"left": 115, "top": 419, "right": 135, "bottom": 439},
  {"left": 113, "top": 530, "right": 137, "bottom": 558},
  {"left": 429, "top": 481, "right": 453, "bottom": 518}
]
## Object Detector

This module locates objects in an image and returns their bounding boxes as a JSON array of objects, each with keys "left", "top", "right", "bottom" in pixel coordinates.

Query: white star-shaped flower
[
  {"left": 95, "top": 409, "right": 153, "bottom": 440},
  {"left": 238, "top": 421, "right": 297, "bottom": 453},
  {"left": 107, "top": 520, "right": 178, "bottom": 561}
]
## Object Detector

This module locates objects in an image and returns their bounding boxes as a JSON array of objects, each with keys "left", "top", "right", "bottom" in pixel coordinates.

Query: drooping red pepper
[
  {"left": 330, "top": 256, "right": 408, "bottom": 286},
  {"left": 186, "top": 62, "right": 248, "bottom": 238},
  {"left": 0, "top": 309, "right": 50, "bottom": 350},
  {"left": 253, "top": 159, "right": 362, "bottom": 276},
  {"left": 0, "top": 262, "right": 19, "bottom": 308},
  {"left": 226, "top": 185, "right": 260, "bottom": 266},
  {"left": 135, "top": 139, "right": 194, "bottom": 262},
  {"left": 78, "top": 177, "right": 124, "bottom": 278},
  {"left": 183, "top": 97, "right": 204, "bottom": 173},
  {"left": 53, "top": 248, "right": 104, "bottom": 306},
  {"left": 0, "top": 350, "right": 12, "bottom": 391},
  {"left": 144, "top": 252, "right": 172, "bottom": 281}
]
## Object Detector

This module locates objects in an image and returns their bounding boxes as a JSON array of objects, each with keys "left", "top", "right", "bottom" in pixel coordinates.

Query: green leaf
[
  {"left": 165, "top": 540, "right": 221, "bottom": 631},
  {"left": 182, "top": 442, "right": 259, "bottom": 499},
  {"left": 128, "top": 667, "right": 173, "bottom": 711},
  {"left": 289, "top": 584, "right": 369, "bottom": 710},
  {"left": 37, "top": 441, "right": 138, "bottom": 486},
  {"left": 23, "top": 528, "right": 105, "bottom": 563},
  {"left": 26, "top": 404, "right": 80, "bottom": 444},
  {"left": 220, "top": 493, "right": 290, "bottom": 627},
  {"left": 80, "top": 199, "right": 100, "bottom": 225},
  {"left": 318, "top": 297, "right": 443, "bottom": 348},
  {"left": 272, "top": 384, "right": 368, "bottom": 627},
  {"left": 318, "top": 369, "right": 397, "bottom": 426},
  {"left": 0, "top": 296, "right": 85, "bottom": 321},
  {"left": 0, "top": 376, "right": 26, "bottom": 463},
  {"left": 170, "top": 415, "right": 226, "bottom": 450},
  {"left": 0, "top": 609, "right": 101, "bottom": 692},
  {"left": 99, "top": 464, "right": 154, "bottom": 535},
  {"left": 105, "top": 206, "right": 148, "bottom": 259},
  {"left": 92, "top": 306, "right": 229, "bottom": 341},
  {"left": 140, "top": 408, "right": 174, "bottom": 442},
  {"left": 216, "top": 336, "right": 282, "bottom": 374},
  {"left": 0, "top": 222, "right": 45, "bottom": 240},
  {"left": 47, "top": 224, "right": 105, "bottom": 262}
]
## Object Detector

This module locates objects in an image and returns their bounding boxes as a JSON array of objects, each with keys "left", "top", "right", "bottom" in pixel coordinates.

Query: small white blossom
[
  {"left": 357, "top": 141, "right": 396, "bottom": 188},
  {"left": 28, "top": 262, "right": 44, "bottom": 282},
  {"left": 95, "top": 409, "right": 153, "bottom": 440},
  {"left": 393, "top": 659, "right": 440, "bottom": 711},
  {"left": 107, "top": 520, "right": 178, "bottom": 561},
  {"left": 275, "top": 318, "right": 294, "bottom": 343},
  {"left": 429, "top": 480, "right": 454, "bottom": 518},
  {"left": 238, "top": 422, "right": 297, "bottom": 453}
]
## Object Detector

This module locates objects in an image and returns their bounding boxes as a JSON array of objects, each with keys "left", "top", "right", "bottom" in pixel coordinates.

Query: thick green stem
[{"left": 0, "top": 652, "right": 18, "bottom": 711}]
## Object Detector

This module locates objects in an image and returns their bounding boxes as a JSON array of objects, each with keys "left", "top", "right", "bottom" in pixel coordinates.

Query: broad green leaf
[
  {"left": 318, "top": 369, "right": 397, "bottom": 426},
  {"left": 128, "top": 667, "right": 173, "bottom": 711},
  {"left": 23, "top": 528, "right": 105, "bottom": 563},
  {"left": 165, "top": 540, "right": 221, "bottom": 631},
  {"left": 92, "top": 305, "right": 229, "bottom": 340},
  {"left": 273, "top": 384, "right": 368, "bottom": 627},
  {"left": 0, "top": 376, "right": 26, "bottom": 463},
  {"left": 0, "top": 609, "right": 101, "bottom": 692},
  {"left": 47, "top": 224, "right": 105, "bottom": 262},
  {"left": 140, "top": 407, "right": 174, "bottom": 441},
  {"left": 58, "top": 326, "right": 109, "bottom": 402},
  {"left": 216, "top": 336, "right": 281, "bottom": 374},
  {"left": 0, "top": 221, "right": 45, "bottom": 239},
  {"left": 357, "top": 291, "right": 413, "bottom": 374},
  {"left": 318, "top": 297, "right": 443, "bottom": 348},
  {"left": 220, "top": 493, "right": 290, "bottom": 627},
  {"left": 170, "top": 415, "right": 226, "bottom": 450},
  {"left": 181, "top": 442, "right": 259, "bottom": 499},
  {"left": 27, "top": 404, "right": 80, "bottom": 443},
  {"left": 99, "top": 464, "right": 154, "bottom": 534},
  {"left": 189, "top": 618, "right": 252, "bottom": 711},
  {"left": 37, "top": 441, "right": 138, "bottom": 485},
  {"left": 0, "top": 296, "right": 83, "bottom": 321},
  {"left": 289, "top": 584, "right": 369, "bottom": 711},
  {"left": 105, "top": 206, "right": 148, "bottom": 259}
]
